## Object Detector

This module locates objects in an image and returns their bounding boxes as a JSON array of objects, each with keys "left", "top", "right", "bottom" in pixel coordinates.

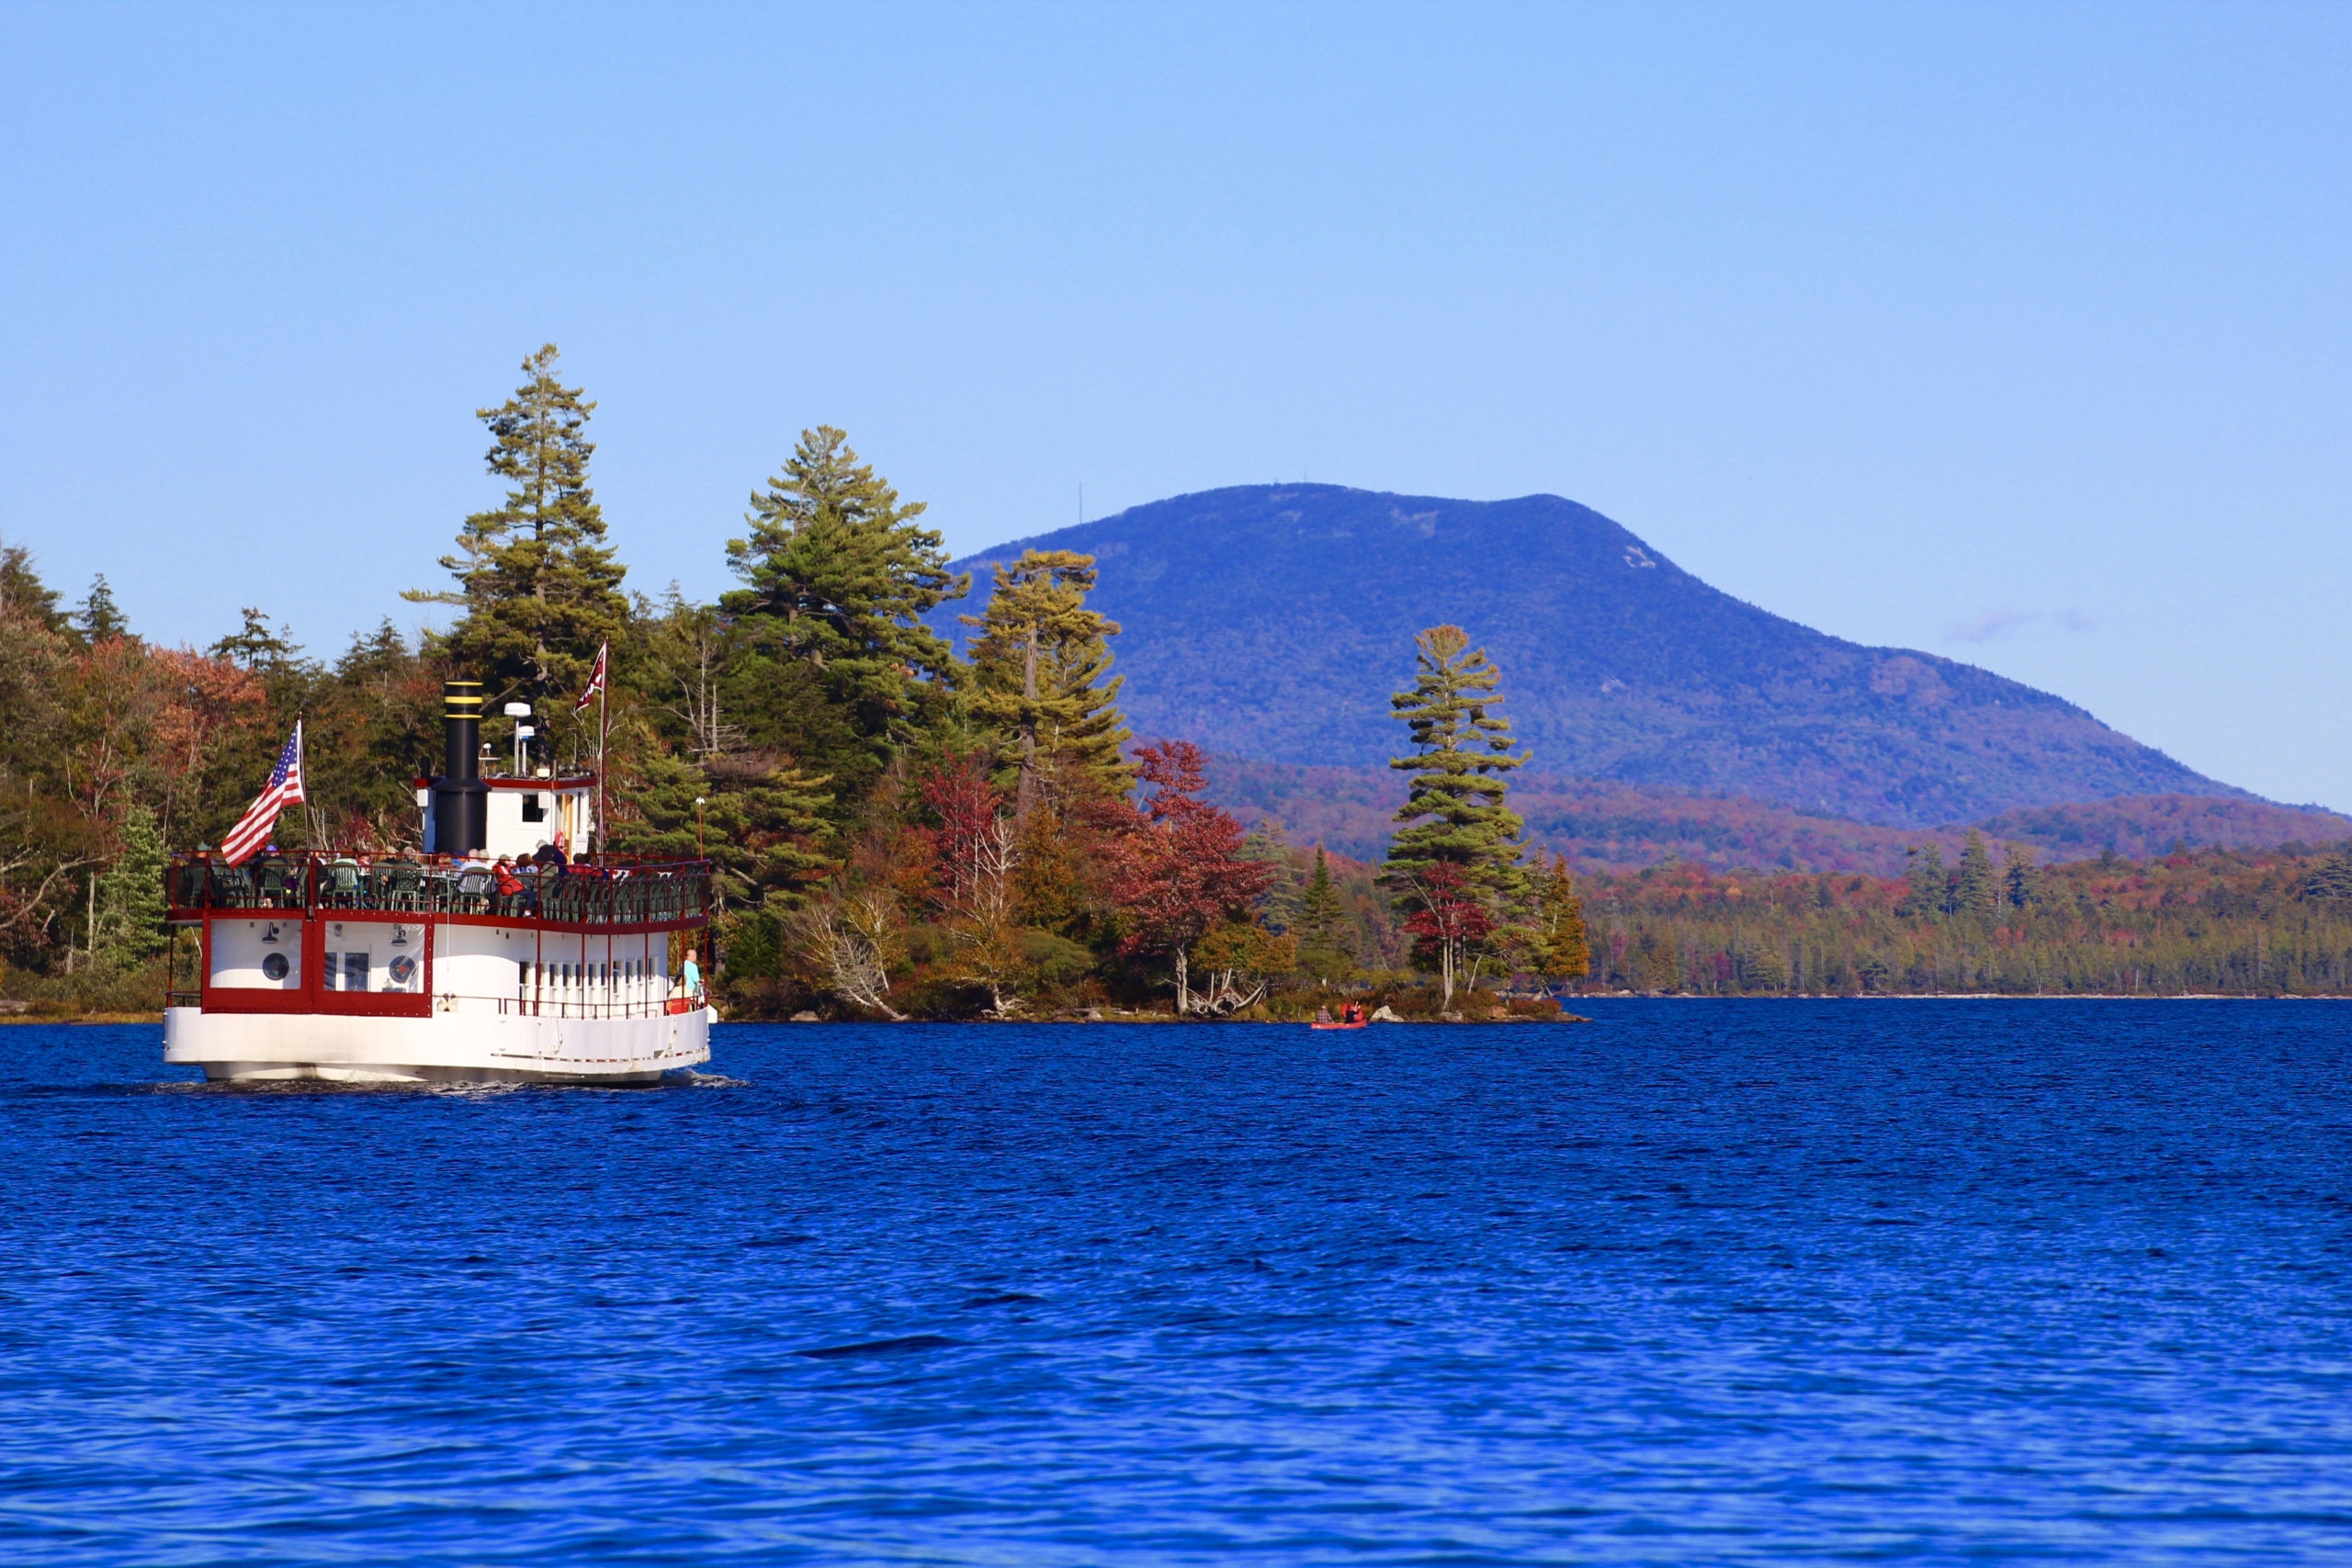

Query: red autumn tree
[
  {"left": 1399, "top": 860, "right": 1494, "bottom": 1011},
  {"left": 916, "top": 751, "right": 1024, "bottom": 1012},
  {"left": 1107, "top": 740, "right": 1269, "bottom": 1013},
  {"left": 920, "top": 753, "right": 1015, "bottom": 929}
]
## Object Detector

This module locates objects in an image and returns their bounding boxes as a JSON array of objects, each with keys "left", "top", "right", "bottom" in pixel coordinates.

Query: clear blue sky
[{"left": 3, "top": 2, "right": 2346, "bottom": 807}]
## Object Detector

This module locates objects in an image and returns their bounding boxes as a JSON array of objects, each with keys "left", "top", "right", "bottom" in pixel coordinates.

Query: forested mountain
[{"left": 938, "top": 485, "right": 2240, "bottom": 829}]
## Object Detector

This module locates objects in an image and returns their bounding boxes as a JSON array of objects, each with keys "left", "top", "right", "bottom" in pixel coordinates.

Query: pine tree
[
  {"left": 722, "top": 426, "right": 967, "bottom": 781},
  {"left": 78, "top": 574, "right": 130, "bottom": 643},
  {"left": 407, "top": 344, "right": 629, "bottom": 708},
  {"left": 1898, "top": 843, "right": 1949, "bottom": 918},
  {"left": 1524, "top": 852, "right": 1590, "bottom": 987},
  {"left": 1955, "top": 829, "right": 1998, "bottom": 919},
  {"left": 605, "top": 746, "right": 833, "bottom": 912},
  {"left": 1384, "top": 625, "right": 1530, "bottom": 899},
  {"left": 1238, "top": 818, "right": 1302, "bottom": 931},
  {"left": 960, "top": 548, "right": 1131, "bottom": 811},
  {"left": 92, "top": 805, "right": 169, "bottom": 965},
  {"left": 2, "top": 544, "right": 69, "bottom": 635},
  {"left": 209, "top": 608, "right": 300, "bottom": 671},
  {"left": 2301, "top": 852, "right": 2352, "bottom": 902},
  {"left": 2005, "top": 841, "right": 2044, "bottom": 908},
  {"left": 1294, "top": 845, "right": 1355, "bottom": 979}
]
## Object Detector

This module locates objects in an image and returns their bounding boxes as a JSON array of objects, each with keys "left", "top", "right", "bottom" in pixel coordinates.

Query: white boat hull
[{"left": 164, "top": 1005, "right": 712, "bottom": 1086}]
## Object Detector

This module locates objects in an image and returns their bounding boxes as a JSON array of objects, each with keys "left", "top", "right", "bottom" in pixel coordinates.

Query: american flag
[
  {"left": 574, "top": 642, "right": 608, "bottom": 715},
  {"left": 220, "top": 723, "right": 306, "bottom": 865}
]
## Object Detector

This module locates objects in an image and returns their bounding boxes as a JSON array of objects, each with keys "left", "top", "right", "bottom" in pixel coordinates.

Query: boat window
[
  {"left": 522, "top": 794, "right": 546, "bottom": 823},
  {"left": 345, "top": 953, "right": 370, "bottom": 992}
]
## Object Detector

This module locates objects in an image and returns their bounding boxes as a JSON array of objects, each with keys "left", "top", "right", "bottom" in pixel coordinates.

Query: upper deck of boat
[{"left": 167, "top": 852, "right": 712, "bottom": 931}]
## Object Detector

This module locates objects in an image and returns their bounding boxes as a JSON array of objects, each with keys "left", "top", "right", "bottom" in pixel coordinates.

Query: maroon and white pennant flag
[{"left": 574, "top": 642, "right": 609, "bottom": 715}]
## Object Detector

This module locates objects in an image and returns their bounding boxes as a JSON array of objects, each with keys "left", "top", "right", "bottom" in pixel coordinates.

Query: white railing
[{"left": 431, "top": 989, "right": 704, "bottom": 1020}]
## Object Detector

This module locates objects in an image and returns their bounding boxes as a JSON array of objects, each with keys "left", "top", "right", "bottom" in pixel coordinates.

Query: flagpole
[
  {"left": 595, "top": 678, "right": 607, "bottom": 863},
  {"left": 293, "top": 719, "right": 308, "bottom": 849}
]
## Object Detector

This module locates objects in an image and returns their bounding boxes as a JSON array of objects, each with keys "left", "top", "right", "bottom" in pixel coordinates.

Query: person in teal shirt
[{"left": 681, "top": 953, "right": 703, "bottom": 1003}]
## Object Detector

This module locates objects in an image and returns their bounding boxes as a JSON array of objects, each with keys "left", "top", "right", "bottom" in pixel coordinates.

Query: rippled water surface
[{"left": 6, "top": 1003, "right": 2352, "bottom": 1563}]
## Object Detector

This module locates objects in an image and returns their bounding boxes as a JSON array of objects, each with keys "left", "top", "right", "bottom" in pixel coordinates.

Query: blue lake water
[{"left": 5, "top": 1002, "right": 2351, "bottom": 1564}]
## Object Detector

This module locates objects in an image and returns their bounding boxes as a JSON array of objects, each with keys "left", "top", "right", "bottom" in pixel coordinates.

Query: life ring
[{"left": 389, "top": 954, "right": 419, "bottom": 987}]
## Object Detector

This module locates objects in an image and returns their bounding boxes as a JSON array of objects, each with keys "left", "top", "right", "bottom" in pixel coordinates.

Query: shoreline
[{"left": 5, "top": 993, "right": 2340, "bottom": 1028}]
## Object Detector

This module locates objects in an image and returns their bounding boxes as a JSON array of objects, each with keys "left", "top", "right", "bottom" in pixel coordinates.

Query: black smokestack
[{"left": 432, "top": 679, "right": 489, "bottom": 854}]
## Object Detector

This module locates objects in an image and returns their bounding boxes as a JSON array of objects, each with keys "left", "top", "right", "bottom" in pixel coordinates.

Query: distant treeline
[{"left": 1566, "top": 842, "right": 2352, "bottom": 996}]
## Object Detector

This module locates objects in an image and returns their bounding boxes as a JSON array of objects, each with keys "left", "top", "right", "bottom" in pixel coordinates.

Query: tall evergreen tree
[
  {"left": 960, "top": 548, "right": 1131, "bottom": 811},
  {"left": 1383, "top": 624, "right": 1529, "bottom": 901},
  {"left": 209, "top": 608, "right": 300, "bottom": 671},
  {"left": 1238, "top": 818, "right": 1303, "bottom": 931},
  {"left": 2, "top": 544, "right": 69, "bottom": 635},
  {"left": 2006, "top": 841, "right": 2045, "bottom": 908},
  {"left": 91, "top": 805, "right": 169, "bottom": 965},
  {"left": 1524, "top": 852, "right": 1590, "bottom": 987},
  {"left": 1294, "top": 845, "right": 1354, "bottom": 979},
  {"left": 2301, "top": 852, "right": 2352, "bottom": 902},
  {"left": 407, "top": 344, "right": 629, "bottom": 708},
  {"left": 1898, "top": 843, "right": 1949, "bottom": 918},
  {"left": 78, "top": 574, "right": 130, "bottom": 643},
  {"left": 721, "top": 426, "right": 967, "bottom": 785},
  {"left": 1954, "top": 829, "right": 1999, "bottom": 919},
  {"left": 605, "top": 745, "right": 833, "bottom": 912}
]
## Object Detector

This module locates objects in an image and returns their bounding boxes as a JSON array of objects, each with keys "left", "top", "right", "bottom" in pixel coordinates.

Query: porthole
[{"left": 261, "top": 953, "right": 290, "bottom": 982}]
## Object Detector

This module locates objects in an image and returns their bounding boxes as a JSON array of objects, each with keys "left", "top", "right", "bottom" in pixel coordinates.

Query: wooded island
[{"left": 7, "top": 346, "right": 2352, "bottom": 1019}]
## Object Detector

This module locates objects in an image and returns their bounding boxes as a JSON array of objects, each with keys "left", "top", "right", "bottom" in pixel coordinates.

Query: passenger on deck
[{"left": 492, "top": 855, "right": 528, "bottom": 912}]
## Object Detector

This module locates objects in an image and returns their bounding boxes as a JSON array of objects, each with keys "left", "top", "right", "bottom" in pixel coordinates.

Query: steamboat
[{"left": 163, "top": 680, "right": 714, "bottom": 1084}]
